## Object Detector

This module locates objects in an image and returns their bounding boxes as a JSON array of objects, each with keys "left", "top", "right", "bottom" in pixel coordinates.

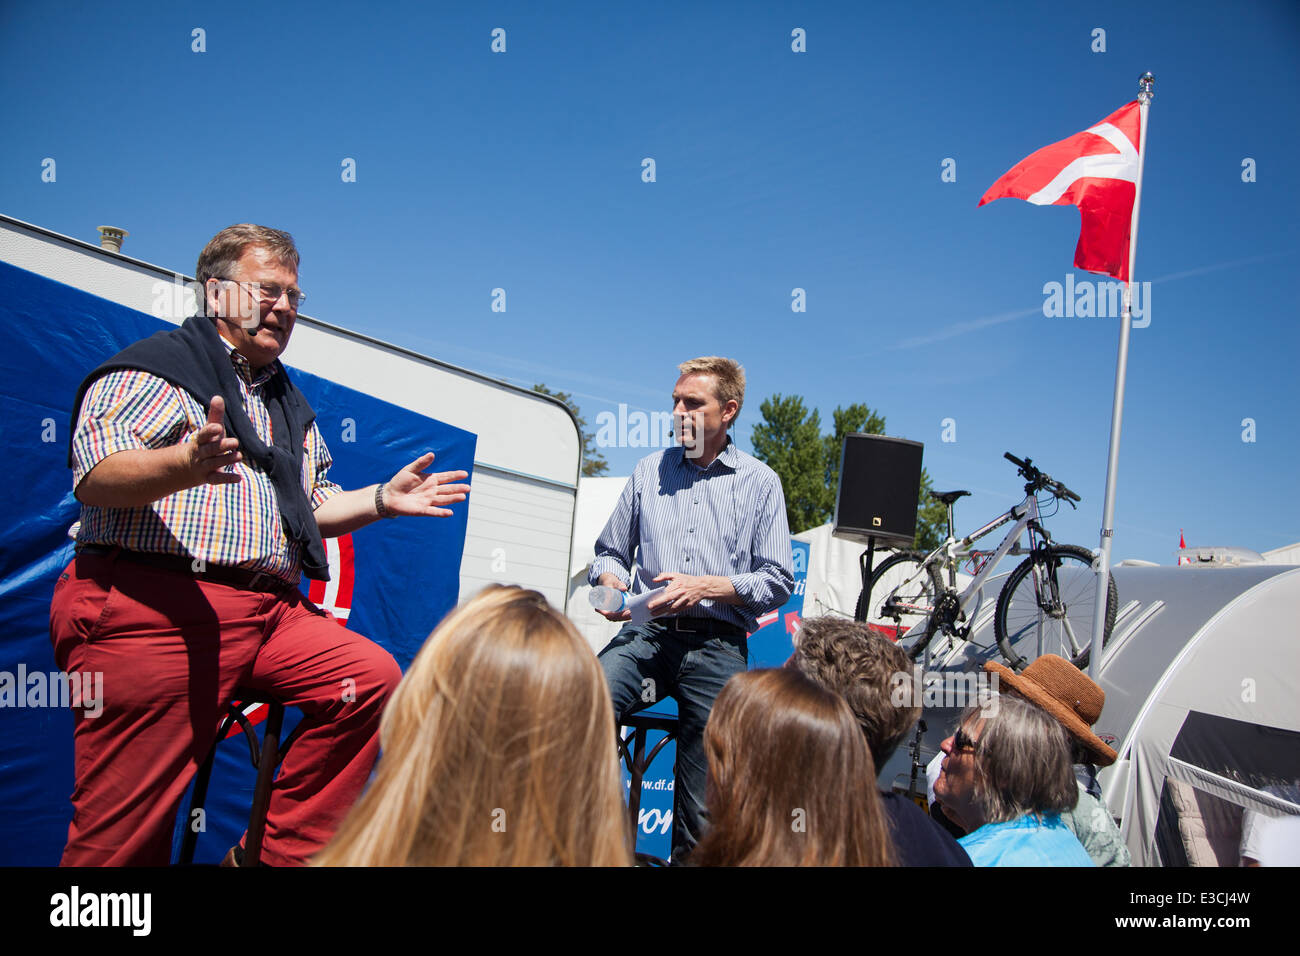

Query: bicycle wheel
[
  {"left": 862, "top": 551, "right": 942, "bottom": 646},
  {"left": 994, "top": 544, "right": 1118, "bottom": 671}
]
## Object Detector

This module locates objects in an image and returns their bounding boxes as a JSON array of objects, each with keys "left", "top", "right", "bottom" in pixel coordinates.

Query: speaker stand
[{"left": 852, "top": 535, "right": 878, "bottom": 623}]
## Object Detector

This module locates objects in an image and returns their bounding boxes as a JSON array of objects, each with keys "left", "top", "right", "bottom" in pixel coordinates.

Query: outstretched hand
[
  {"left": 185, "top": 395, "right": 242, "bottom": 486},
  {"left": 382, "top": 452, "right": 470, "bottom": 517}
]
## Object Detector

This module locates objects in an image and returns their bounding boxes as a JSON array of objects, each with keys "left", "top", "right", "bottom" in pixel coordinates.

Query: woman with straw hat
[{"left": 984, "top": 655, "right": 1130, "bottom": 866}]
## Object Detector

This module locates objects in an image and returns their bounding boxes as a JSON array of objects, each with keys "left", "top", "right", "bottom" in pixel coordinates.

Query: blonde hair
[
  {"left": 315, "top": 586, "right": 632, "bottom": 866},
  {"left": 690, "top": 669, "right": 896, "bottom": 867},
  {"left": 677, "top": 356, "right": 745, "bottom": 424}
]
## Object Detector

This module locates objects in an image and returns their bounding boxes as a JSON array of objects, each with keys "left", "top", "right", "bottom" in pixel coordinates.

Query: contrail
[
  {"left": 886, "top": 249, "right": 1299, "bottom": 350},
  {"left": 888, "top": 306, "right": 1041, "bottom": 350}
]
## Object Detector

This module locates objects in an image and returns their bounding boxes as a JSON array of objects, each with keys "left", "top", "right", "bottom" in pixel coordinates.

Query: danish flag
[
  {"left": 980, "top": 100, "right": 1141, "bottom": 281},
  {"left": 307, "top": 534, "right": 356, "bottom": 623}
]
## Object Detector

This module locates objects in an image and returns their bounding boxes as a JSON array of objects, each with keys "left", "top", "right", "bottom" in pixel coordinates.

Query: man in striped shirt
[
  {"left": 50, "top": 224, "right": 470, "bottom": 866},
  {"left": 590, "top": 356, "right": 794, "bottom": 861}
]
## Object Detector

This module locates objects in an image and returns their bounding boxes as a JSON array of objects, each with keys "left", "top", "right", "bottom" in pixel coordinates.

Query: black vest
[{"left": 69, "top": 316, "right": 329, "bottom": 580}]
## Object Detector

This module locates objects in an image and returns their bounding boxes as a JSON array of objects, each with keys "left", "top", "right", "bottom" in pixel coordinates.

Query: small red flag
[
  {"left": 1179, "top": 529, "right": 1186, "bottom": 549},
  {"left": 980, "top": 101, "right": 1141, "bottom": 281}
]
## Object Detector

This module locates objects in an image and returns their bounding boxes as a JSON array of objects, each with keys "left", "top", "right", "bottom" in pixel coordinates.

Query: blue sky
[{"left": 2, "top": 0, "right": 1297, "bottom": 563}]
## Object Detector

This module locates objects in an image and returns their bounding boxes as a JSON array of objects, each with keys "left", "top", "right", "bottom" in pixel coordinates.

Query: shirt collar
[
  {"left": 218, "top": 335, "right": 275, "bottom": 387},
  {"left": 679, "top": 433, "right": 738, "bottom": 472}
]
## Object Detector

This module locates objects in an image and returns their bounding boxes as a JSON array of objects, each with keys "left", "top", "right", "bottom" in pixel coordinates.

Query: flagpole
[{"left": 1087, "top": 72, "right": 1153, "bottom": 679}]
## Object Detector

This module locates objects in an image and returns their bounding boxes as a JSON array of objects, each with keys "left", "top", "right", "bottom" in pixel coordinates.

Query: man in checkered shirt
[{"left": 50, "top": 224, "right": 470, "bottom": 866}]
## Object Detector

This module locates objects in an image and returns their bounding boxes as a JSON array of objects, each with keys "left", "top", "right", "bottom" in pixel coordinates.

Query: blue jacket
[{"left": 958, "top": 813, "right": 1094, "bottom": 866}]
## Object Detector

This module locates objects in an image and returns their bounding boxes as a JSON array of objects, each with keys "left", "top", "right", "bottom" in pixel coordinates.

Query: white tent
[
  {"left": 567, "top": 476, "right": 630, "bottom": 655},
  {"left": 874, "top": 561, "right": 1300, "bottom": 866},
  {"left": 791, "top": 524, "right": 876, "bottom": 621},
  {"left": 1264, "top": 541, "right": 1300, "bottom": 566},
  {"left": 1100, "top": 564, "right": 1300, "bottom": 866}
]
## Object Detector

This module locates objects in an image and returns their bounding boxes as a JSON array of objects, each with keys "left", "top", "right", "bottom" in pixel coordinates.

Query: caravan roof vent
[
  {"left": 1176, "top": 546, "right": 1265, "bottom": 568},
  {"left": 96, "top": 226, "right": 128, "bottom": 253}
]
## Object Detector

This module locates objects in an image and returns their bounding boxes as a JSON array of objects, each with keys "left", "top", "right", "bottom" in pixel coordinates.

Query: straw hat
[{"left": 983, "top": 655, "right": 1117, "bottom": 767}]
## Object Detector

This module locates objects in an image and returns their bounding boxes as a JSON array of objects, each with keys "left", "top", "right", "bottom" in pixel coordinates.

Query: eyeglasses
[
  {"left": 214, "top": 277, "right": 306, "bottom": 309},
  {"left": 952, "top": 727, "right": 979, "bottom": 753}
]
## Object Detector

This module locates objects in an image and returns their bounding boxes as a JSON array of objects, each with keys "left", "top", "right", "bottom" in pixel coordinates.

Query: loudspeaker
[{"left": 833, "top": 433, "right": 923, "bottom": 547}]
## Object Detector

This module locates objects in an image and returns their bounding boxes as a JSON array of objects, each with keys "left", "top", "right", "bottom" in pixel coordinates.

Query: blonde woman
[{"left": 316, "top": 586, "right": 632, "bottom": 866}]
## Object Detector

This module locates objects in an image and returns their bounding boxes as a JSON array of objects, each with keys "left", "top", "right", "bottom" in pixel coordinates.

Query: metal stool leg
[
  {"left": 624, "top": 724, "right": 649, "bottom": 848},
  {"left": 617, "top": 713, "right": 679, "bottom": 867},
  {"left": 176, "top": 696, "right": 288, "bottom": 865},
  {"left": 242, "top": 701, "right": 284, "bottom": 866},
  {"left": 179, "top": 709, "right": 236, "bottom": 865}
]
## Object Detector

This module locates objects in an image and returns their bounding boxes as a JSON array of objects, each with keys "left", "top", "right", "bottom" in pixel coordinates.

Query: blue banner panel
[
  {"left": 748, "top": 538, "right": 810, "bottom": 667},
  {"left": 0, "top": 260, "right": 474, "bottom": 865}
]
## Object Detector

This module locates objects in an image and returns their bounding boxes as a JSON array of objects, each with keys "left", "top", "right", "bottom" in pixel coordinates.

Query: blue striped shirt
[{"left": 589, "top": 438, "right": 794, "bottom": 632}]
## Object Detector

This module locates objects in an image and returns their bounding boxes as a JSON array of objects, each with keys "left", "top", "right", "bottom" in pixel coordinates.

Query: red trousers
[{"left": 49, "top": 551, "right": 401, "bottom": 866}]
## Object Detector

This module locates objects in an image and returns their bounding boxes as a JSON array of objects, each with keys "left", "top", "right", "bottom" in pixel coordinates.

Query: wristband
[{"left": 375, "top": 482, "right": 395, "bottom": 518}]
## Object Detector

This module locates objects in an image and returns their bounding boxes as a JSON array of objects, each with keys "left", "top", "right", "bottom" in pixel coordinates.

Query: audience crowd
[{"left": 315, "top": 587, "right": 1123, "bottom": 867}]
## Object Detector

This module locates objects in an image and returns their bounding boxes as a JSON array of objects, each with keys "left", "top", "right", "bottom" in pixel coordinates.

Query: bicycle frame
[{"left": 891, "top": 490, "right": 1050, "bottom": 634}]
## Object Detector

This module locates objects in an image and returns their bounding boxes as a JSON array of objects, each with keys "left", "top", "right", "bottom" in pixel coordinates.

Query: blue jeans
[{"left": 598, "top": 621, "right": 748, "bottom": 863}]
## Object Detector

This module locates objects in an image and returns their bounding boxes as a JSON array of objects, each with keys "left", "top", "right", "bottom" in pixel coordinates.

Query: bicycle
[{"left": 862, "top": 453, "right": 1118, "bottom": 670}]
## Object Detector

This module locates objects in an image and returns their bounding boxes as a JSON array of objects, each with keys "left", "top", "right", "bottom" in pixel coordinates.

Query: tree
[
  {"left": 750, "top": 395, "right": 829, "bottom": 533},
  {"left": 532, "top": 384, "right": 608, "bottom": 476},
  {"left": 913, "top": 469, "right": 947, "bottom": 553},
  {"left": 750, "top": 395, "right": 945, "bottom": 551}
]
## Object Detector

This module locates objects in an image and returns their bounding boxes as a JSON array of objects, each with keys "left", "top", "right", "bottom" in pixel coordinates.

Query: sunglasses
[{"left": 952, "top": 726, "right": 979, "bottom": 752}]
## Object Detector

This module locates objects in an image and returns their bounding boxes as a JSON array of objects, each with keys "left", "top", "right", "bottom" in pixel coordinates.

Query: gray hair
[
  {"left": 963, "top": 693, "right": 1078, "bottom": 824},
  {"left": 196, "top": 224, "right": 299, "bottom": 316}
]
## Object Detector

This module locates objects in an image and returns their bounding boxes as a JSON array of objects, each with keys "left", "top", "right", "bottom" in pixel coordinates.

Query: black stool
[
  {"left": 616, "top": 711, "right": 679, "bottom": 867},
  {"left": 178, "top": 692, "right": 299, "bottom": 866}
]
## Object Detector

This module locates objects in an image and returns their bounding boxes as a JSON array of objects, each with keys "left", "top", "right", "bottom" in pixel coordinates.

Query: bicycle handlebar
[{"left": 1005, "top": 452, "right": 1081, "bottom": 504}]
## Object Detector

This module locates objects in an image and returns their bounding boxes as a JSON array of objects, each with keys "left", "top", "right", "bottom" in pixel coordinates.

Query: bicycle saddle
[{"left": 929, "top": 490, "right": 971, "bottom": 505}]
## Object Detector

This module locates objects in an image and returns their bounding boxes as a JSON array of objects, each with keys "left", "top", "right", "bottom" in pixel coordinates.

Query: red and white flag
[
  {"left": 980, "top": 100, "right": 1141, "bottom": 281},
  {"left": 307, "top": 534, "right": 356, "bottom": 622}
]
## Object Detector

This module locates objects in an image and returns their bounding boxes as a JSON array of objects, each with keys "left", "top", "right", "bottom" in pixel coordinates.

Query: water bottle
[{"left": 588, "top": 586, "right": 627, "bottom": 613}]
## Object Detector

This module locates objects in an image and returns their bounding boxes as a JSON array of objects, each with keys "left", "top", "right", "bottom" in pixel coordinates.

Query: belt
[
  {"left": 78, "top": 545, "right": 296, "bottom": 594},
  {"left": 658, "top": 616, "right": 747, "bottom": 639}
]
